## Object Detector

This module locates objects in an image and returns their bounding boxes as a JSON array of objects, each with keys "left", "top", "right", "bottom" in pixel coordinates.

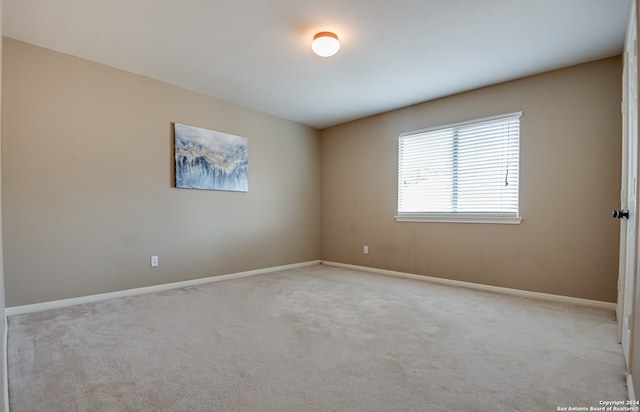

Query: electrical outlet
[
  {"left": 364, "top": 245, "right": 369, "bottom": 254},
  {"left": 151, "top": 256, "right": 159, "bottom": 267}
]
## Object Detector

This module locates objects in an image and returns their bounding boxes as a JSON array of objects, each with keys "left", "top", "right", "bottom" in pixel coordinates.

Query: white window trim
[
  {"left": 394, "top": 214, "right": 523, "bottom": 224},
  {"left": 397, "top": 111, "right": 523, "bottom": 224}
]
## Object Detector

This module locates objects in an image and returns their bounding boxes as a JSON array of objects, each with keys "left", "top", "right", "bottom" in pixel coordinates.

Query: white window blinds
[{"left": 397, "top": 112, "right": 521, "bottom": 219}]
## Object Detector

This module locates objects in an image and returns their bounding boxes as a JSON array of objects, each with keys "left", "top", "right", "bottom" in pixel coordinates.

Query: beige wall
[
  {"left": 0, "top": 36, "right": 623, "bottom": 306},
  {"left": 2, "top": 38, "right": 321, "bottom": 306},
  {"left": 320, "top": 56, "right": 622, "bottom": 302},
  {"left": 0, "top": 2, "right": 6, "bottom": 411}
]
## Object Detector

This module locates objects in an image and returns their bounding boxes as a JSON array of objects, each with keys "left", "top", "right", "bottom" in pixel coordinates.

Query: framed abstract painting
[{"left": 174, "top": 123, "right": 248, "bottom": 192}]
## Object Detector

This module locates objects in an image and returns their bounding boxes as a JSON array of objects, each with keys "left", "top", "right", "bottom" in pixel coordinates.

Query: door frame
[{"left": 619, "top": 0, "right": 639, "bottom": 371}]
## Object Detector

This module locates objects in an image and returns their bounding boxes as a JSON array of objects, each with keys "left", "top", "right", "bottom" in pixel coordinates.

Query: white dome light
[{"left": 312, "top": 32, "right": 340, "bottom": 57}]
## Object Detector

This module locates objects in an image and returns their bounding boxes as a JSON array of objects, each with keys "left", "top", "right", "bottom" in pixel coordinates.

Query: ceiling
[{"left": 2, "top": 0, "right": 630, "bottom": 129}]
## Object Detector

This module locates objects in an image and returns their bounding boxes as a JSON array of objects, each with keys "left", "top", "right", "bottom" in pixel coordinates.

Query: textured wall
[
  {"left": 0, "top": 2, "right": 6, "bottom": 411},
  {"left": 1, "top": 37, "right": 624, "bottom": 305},
  {"left": 320, "top": 56, "right": 622, "bottom": 302},
  {"left": 2, "top": 39, "right": 321, "bottom": 306}
]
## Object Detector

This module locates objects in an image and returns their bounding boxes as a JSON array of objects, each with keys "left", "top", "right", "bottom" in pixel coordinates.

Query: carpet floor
[{"left": 8, "top": 264, "right": 627, "bottom": 411}]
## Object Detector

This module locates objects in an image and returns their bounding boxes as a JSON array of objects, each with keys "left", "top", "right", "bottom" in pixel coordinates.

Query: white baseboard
[
  {"left": 5, "top": 260, "right": 321, "bottom": 317},
  {"left": 6, "top": 259, "right": 616, "bottom": 316},
  {"left": 629, "top": 374, "right": 636, "bottom": 402},
  {"left": 322, "top": 261, "right": 617, "bottom": 311},
  {"left": 3, "top": 311, "right": 7, "bottom": 412}
]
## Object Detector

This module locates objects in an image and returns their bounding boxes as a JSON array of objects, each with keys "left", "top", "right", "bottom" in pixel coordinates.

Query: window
[{"left": 397, "top": 112, "right": 522, "bottom": 224}]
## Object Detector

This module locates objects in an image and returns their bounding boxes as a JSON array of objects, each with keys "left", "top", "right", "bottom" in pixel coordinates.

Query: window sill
[{"left": 394, "top": 215, "right": 523, "bottom": 224}]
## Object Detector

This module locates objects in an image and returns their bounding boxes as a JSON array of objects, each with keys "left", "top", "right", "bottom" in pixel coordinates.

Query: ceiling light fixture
[{"left": 312, "top": 32, "right": 340, "bottom": 57}]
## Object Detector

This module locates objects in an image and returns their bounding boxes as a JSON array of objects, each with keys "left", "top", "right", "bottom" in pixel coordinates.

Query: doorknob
[{"left": 613, "top": 209, "right": 630, "bottom": 219}]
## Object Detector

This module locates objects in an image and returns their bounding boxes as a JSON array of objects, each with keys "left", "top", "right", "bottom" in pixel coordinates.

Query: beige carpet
[{"left": 8, "top": 264, "right": 627, "bottom": 411}]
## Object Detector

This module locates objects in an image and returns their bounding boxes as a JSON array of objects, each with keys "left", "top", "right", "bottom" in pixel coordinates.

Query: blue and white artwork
[{"left": 174, "top": 123, "right": 248, "bottom": 191}]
